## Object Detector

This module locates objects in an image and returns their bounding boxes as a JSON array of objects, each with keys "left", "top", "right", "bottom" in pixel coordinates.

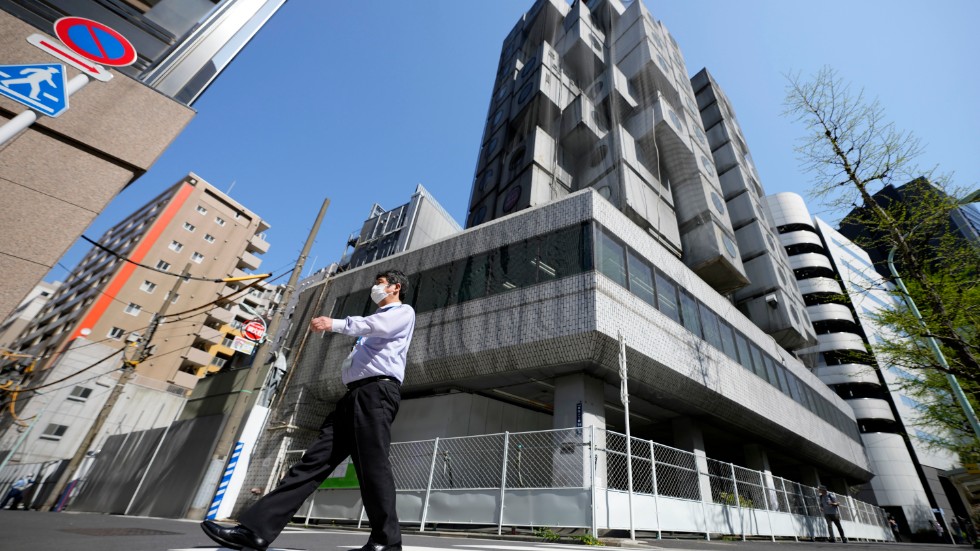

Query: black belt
[{"left": 346, "top": 375, "right": 400, "bottom": 390}]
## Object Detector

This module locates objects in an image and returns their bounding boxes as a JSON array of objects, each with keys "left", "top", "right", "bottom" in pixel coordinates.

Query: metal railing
[{"left": 301, "top": 427, "right": 892, "bottom": 541}]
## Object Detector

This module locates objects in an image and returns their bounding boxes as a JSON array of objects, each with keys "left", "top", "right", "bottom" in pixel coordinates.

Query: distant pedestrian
[
  {"left": 1, "top": 475, "right": 34, "bottom": 510},
  {"left": 933, "top": 520, "right": 945, "bottom": 542},
  {"left": 951, "top": 517, "right": 963, "bottom": 544},
  {"left": 888, "top": 515, "right": 901, "bottom": 542},
  {"left": 818, "top": 485, "right": 847, "bottom": 543}
]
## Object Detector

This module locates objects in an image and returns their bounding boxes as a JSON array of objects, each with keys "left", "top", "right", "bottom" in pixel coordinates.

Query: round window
[
  {"left": 722, "top": 235, "right": 737, "bottom": 258},
  {"left": 766, "top": 233, "right": 776, "bottom": 251},
  {"left": 695, "top": 127, "right": 706, "bottom": 145},
  {"left": 477, "top": 168, "right": 494, "bottom": 192},
  {"left": 657, "top": 54, "right": 669, "bottom": 72},
  {"left": 597, "top": 186, "right": 612, "bottom": 200},
  {"left": 495, "top": 86, "right": 510, "bottom": 104},
  {"left": 710, "top": 191, "right": 725, "bottom": 214},
  {"left": 590, "top": 144, "right": 609, "bottom": 168},
  {"left": 701, "top": 155, "right": 715, "bottom": 174},
  {"left": 508, "top": 146, "right": 526, "bottom": 172},
  {"left": 590, "top": 34, "right": 603, "bottom": 52},
  {"left": 790, "top": 308, "right": 801, "bottom": 324},
  {"left": 593, "top": 108, "right": 609, "bottom": 132},
  {"left": 668, "top": 109, "right": 683, "bottom": 130},
  {"left": 486, "top": 137, "right": 499, "bottom": 157},
  {"left": 516, "top": 82, "right": 534, "bottom": 104},
  {"left": 473, "top": 205, "right": 488, "bottom": 225},
  {"left": 777, "top": 268, "right": 786, "bottom": 285},
  {"left": 503, "top": 185, "right": 522, "bottom": 213},
  {"left": 519, "top": 56, "right": 537, "bottom": 79},
  {"left": 491, "top": 110, "right": 505, "bottom": 127}
]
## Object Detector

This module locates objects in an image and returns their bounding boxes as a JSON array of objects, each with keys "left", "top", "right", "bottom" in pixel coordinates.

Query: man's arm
[{"left": 311, "top": 306, "right": 413, "bottom": 338}]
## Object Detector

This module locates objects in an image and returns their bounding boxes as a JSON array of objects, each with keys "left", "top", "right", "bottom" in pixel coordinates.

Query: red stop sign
[{"left": 242, "top": 319, "right": 266, "bottom": 342}]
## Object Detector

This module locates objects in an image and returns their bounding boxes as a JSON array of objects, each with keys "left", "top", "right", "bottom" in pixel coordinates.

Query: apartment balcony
[
  {"left": 787, "top": 252, "right": 834, "bottom": 273},
  {"left": 797, "top": 277, "right": 843, "bottom": 297},
  {"left": 806, "top": 303, "right": 856, "bottom": 324},
  {"left": 182, "top": 346, "right": 213, "bottom": 367},
  {"left": 813, "top": 363, "right": 879, "bottom": 386},
  {"left": 197, "top": 325, "right": 223, "bottom": 346},
  {"left": 847, "top": 398, "right": 896, "bottom": 422},
  {"left": 779, "top": 230, "right": 824, "bottom": 251},
  {"left": 248, "top": 233, "right": 270, "bottom": 254},
  {"left": 813, "top": 332, "right": 867, "bottom": 354},
  {"left": 207, "top": 307, "right": 234, "bottom": 325},
  {"left": 238, "top": 250, "right": 262, "bottom": 272}
]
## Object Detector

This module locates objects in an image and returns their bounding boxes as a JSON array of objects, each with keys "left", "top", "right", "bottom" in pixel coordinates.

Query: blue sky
[{"left": 49, "top": 0, "right": 980, "bottom": 285}]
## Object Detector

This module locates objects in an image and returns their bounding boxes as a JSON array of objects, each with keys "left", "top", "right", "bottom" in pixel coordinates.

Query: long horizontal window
[
  {"left": 332, "top": 223, "right": 592, "bottom": 319},
  {"left": 593, "top": 223, "right": 860, "bottom": 442}
]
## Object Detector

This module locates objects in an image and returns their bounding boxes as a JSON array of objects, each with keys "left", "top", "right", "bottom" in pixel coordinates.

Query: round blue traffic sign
[{"left": 53, "top": 17, "right": 137, "bottom": 67}]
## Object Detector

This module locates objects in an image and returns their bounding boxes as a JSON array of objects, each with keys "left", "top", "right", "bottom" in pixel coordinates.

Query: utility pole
[
  {"left": 43, "top": 264, "right": 192, "bottom": 510},
  {"left": 198, "top": 198, "right": 329, "bottom": 519}
]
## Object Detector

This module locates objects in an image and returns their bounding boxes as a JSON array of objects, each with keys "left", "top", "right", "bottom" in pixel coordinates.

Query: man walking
[
  {"left": 1, "top": 475, "right": 34, "bottom": 510},
  {"left": 818, "top": 485, "right": 847, "bottom": 543},
  {"left": 202, "top": 270, "right": 415, "bottom": 551}
]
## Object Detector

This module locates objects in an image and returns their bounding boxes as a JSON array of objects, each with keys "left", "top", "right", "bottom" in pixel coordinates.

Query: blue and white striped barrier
[{"left": 206, "top": 441, "right": 244, "bottom": 520}]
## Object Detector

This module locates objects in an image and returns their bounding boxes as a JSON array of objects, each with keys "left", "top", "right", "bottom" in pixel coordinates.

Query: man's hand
[{"left": 310, "top": 316, "right": 333, "bottom": 333}]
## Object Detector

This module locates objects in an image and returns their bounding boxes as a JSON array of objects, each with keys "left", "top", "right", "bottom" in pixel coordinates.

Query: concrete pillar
[
  {"left": 553, "top": 373, "right": 606, "bottom": 488},
  {"left": 745, "top": 443, "right": 778, "bottom": 511},
  {"left": 672, "top": 417, "right": 712, "bottom": 503}
]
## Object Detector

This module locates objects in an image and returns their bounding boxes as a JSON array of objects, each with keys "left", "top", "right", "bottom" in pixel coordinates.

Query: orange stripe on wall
[{"left": 69, "top": 183, "right": 195, "bottom": 341}]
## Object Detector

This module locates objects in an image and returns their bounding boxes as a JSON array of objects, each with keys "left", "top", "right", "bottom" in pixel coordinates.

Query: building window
[
  {"left": 39, "top": 423, "right": 68, "bottom": 441},
  {"left": 107, "top": 327, "right": 125, "bottom": 340},
  {"left": 204, "top": 234, "right": 215, "bottom": 243},
  {"left": 156, "top": 260, "right": 171, "bottom": 271},
  {"left": 140, "top": 281, "right": 157, "bottom": 293},
  {"left": 67, "top": 386, "right": 93, "bottom": 402},
  {"left": 124, "top": 303, "right": 142, "bottom": 316},
  {"left": 216, "top": 217, "right": 226, "bottom": 226},
  {"left": 197, "top": 205, "right": 208, "bottom": 215},
  {"left": 191, "top": 252, "right": 204, "bottom": 263},
  {"left": 183, "top": 222, "right": 196, "bottom": 232},
  {"left": 170, "top": 293, "right": 179, "bottom": 304},
  {"left": 168, "top": 240, "right": 183, "bottom": 252},
  {"left": 596, "top": 230, "right": 627, "bottom": 287}
]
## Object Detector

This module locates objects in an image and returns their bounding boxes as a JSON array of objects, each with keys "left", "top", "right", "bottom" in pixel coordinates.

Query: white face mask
[{"left": 370, "top": 283, "right": 390, "bottom": 304}]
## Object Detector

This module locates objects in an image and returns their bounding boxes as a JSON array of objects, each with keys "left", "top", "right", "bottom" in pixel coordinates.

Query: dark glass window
[
  {"left": 699, "top": 303, "right": 723, "bottom": 350},
  {"left": 749, "top": 345, "right": 768, "bottom": 383},
  {"left": 490, "top": 240, "right": 537, "bottom": 294},
  {"left": 539, "top": 224, "right": 591, "bottom": 280},
  {"left": 453, "top": 253, "right": 490, "bottom": 303},
  {"left": 415, "top": 265, "right": 454, "bottom": 313},
  {"left": 627, "top": 250, "right": 656, "bottom": 305},
  {"left": 679, "top": 291, "right": 702, "bottom": 338},
  {"left": 718, "top": 320, "right": 739, "bottom": 361},
  {"left": 655, "top": 272, "right": 680, "bottom": 323},
  {"left": 597, "top": 230, "right": 627, "bottom": 287},
  {"left": 734, "top": 332, "right": 753, "bottom": 372}
]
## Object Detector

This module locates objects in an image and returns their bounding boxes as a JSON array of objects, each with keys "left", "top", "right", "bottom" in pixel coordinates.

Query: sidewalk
[{"left": 0, "top": 509, "right": 969, "bottom": 551}]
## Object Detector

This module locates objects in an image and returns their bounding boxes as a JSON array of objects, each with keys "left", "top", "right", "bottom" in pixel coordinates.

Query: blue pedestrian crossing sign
[{"left": 0, "top": 63, "right": 69, "bottom": 117}]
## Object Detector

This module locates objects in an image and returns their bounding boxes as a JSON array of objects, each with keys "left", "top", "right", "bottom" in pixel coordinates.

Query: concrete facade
[
  {"left": 467, "top": 0, "right": 747, "bottom": 296},
  {"left": 0, "top": 12, "right": 195, "bottom": 322},
  {"left": 239, "top": 189, "right": 874, "bottom": 517}
]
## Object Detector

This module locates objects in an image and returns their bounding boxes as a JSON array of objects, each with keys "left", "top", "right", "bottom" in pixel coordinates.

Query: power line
[{"left": 80, "top": 235, "right": 270, "bottom": 283}]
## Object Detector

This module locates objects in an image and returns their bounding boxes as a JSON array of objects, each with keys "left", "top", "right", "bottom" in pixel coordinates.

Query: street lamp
[{"left": 886, "top": 194, "right": 980, "bottom": 443}]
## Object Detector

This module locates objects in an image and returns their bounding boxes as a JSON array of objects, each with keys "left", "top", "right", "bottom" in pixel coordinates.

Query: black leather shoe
[
  {"left": 201, "top": 520, "right": 269, "bottom": 550},
  {"left": 358, "top": 543, "right": 402, "bottom": 551}
]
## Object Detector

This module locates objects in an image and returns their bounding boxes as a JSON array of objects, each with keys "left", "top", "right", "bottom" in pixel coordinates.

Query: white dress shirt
[{"left": 331, "top": 302, "right": 415, "bottom": 385}]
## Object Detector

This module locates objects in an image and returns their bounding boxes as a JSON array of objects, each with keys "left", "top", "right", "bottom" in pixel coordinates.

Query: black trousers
[
  {"left": 238, "top": 379, "right": 401, "bottom": 545},
  {"left": 824, "top": 513, "right": 845, "bottom": 541}
]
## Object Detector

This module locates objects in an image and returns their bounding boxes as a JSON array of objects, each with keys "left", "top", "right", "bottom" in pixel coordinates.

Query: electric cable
[{"left": 80, "top": 235, "right": 270, "bottom": 283}]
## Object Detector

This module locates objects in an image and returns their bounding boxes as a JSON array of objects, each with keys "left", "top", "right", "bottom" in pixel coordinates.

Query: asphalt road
[{"left": 0, "top": 510, "right": 967, "bottom": 551}]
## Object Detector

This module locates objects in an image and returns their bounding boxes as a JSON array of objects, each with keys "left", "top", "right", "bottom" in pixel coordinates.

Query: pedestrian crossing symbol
[{"left": 0, "top": 63, "right": 69, "bottom": 117}]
